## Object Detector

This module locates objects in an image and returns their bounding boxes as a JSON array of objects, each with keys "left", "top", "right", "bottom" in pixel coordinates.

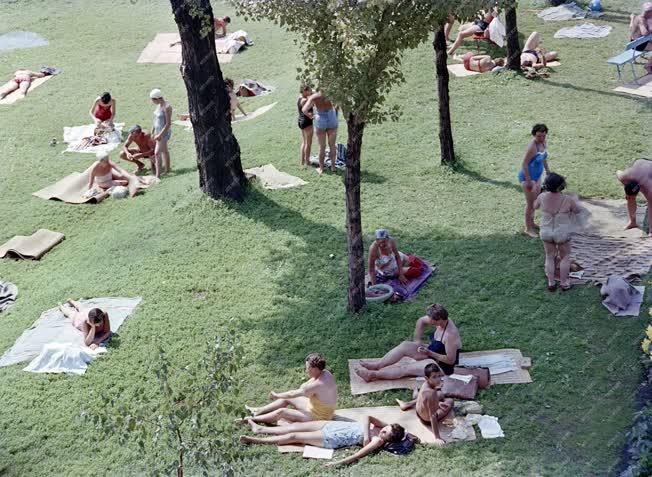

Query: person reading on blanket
[
  {"left": 225, "top": 78, "right": 247, "bottom": 119},
  {"left": 617, "top": 159, "right": 652, "bottom": 237},
  {"left": 629, "top": 2, "right": 652, "bottom": 74},
  {"left": 534, "top": 173, "right": 589, "bottom": 292},
  {"left": 462, "top": 52, "right": 505, "bottom": 73},
  {"left": 520, "top": 32, "right": 558, "bottom": 69},
  {"left": 240, "top": 353, "right": 338, "bottom": 425},
  {"left": 447, "top": 7, "right": 498, "bottom": 56},
  {"left": 59, "top": 299, "right": 111, "bottom": 350},
  {"left": 119, "top": 125, "right": 155, "bottom": 172},
  {"left": 0, "top": 68, "right": 51, "bottom": 100},
  {"left": 89, "top": 92, "right": 116, "bottom": 127},
  {"left": 240, "top": 416, "right": 417, "bottom": 467},
  {"left": 86, "top": 152, "right": 130, "bottom": 196},
  {"left": 396, "top": 363, "right": 452, "bottom": 448},
  {"left": 302, "top": 91, "right": 338, "bottom": 175},
  {"left": 356, "top": 304, "right": 461, "bottom": 381},
  {"left": 367, "top": 229, "right": 424, "bottom": 286}
]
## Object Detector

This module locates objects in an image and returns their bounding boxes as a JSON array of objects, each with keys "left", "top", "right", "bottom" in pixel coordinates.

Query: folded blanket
[
  {"left": 554, "top": 23, "right": 611, "bottom": 39},
  {"left": 0, "top": 297, "right": 142, "bottom": 373},
  {"left": 309, "top": 143, "right": 347, "bottom": 170},
  {"left": 601, "top": 277, "right": 644, "bottom": 316},
  {"left": 0, "top": 229, "right": 65, "bottom": 260},
  {"left": 63, "top": 123, "right": 124, "bottom": 154},
  {"left": 244, "top": 164, "right": 307, "bottom": 190},
  {"left": 0, "top": 281, "right": 18, "bottom": 313}
]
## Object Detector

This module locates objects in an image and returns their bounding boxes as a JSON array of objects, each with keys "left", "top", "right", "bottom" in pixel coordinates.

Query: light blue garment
[
  {"left": 314, "top": 108, "right": 338, "bottom": 130},
  {"left": 0, "top": 31, "right": 48, "bottom": 53},
  {"left": 153, "top": 103, "right": 172, "bottom": 141},
  {"left": 517, "top": 145, "right": 548, "bottom": 182},
  {"left": 322, "top": 421, "right": 364, "bottom": 449}
]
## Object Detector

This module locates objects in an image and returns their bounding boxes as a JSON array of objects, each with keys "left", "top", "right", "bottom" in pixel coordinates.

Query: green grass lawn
[{"left": 1, "top": 0, "right": 651, "bottom": 475}]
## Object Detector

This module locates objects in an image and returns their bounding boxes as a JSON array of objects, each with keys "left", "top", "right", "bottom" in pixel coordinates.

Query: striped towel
[{"left": 0, "top": 281, "right": 18, "bottom": 313}]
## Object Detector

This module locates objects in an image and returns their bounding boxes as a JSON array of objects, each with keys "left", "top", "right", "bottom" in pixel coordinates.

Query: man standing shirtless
[
  {"left": 241, "top": 353, "right": 338, "bottom": 425},
  {"left": 617, "top": 159, "right": 652, "bottom": 237},
  {"left": 396, "top": 363, "right": 452, "bottom": 448}
]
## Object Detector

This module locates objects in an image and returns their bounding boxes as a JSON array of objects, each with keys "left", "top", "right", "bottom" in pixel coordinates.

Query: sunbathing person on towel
[
  {"left": 240, "top": 353, "right": 337, "bottom": 425},
  {"left": 462, "top": 53, "right": 505, "bottom": 73},
  {"left": 119, "top": 125, "right": 155, "bottom": 172},
  {"left": 396, "top": 363, "right": 452, "bottom": 448},
  {"left": 59, "top": 299, "right": 112, "bottom": 350},
  {"left": 89, "top": 92, "right": 116, "bottom": 127},
  {"left": 520, "top": 32, "right": 558, "bottom": 69},
  {"left": 0, "top": 68, "right": 50, "bottom": 99},
  {"left": 87, "top": 152, "right": 131, "bottom": 195},
  {"left": 240, "top": 416, "right": 416, "bottom": 467},
  {"left": 368, "top": 229, "right": 424, "bottom": 286},
  {"left": 356, "top": 304, "right": 461, "bottom": 381},
  {"left": 617, "top": 159, "right": 652, "bottom": 237}
]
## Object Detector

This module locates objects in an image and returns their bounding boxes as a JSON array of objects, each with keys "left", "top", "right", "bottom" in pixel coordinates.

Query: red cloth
[
  {"left": 404, "top": 255, "right": 425, "bottom": 278},
  {"left": 94, "top": 103, "right": 112, "bottom": 121}
]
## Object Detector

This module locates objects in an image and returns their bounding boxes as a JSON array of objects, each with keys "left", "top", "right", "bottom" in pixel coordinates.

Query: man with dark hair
[
  {"left": 356, "top": 303, "right": 461, "bottom": 381},
  {"left": 396, "top": 363, "right": 452, "bottom": 447},
  {"left": 241, "top": 353, "right": 337, "bottom": 425},
  {"left": 119, "top": 125, "right": 155, "bottom": 172},
  {"left": 617, "top": 159, "right": 652, "bottom": 237}
]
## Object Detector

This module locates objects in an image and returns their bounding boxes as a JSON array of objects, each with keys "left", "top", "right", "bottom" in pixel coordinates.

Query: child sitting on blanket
[{"left": 59, "top": 299, "right": 112, "bottom": 349}]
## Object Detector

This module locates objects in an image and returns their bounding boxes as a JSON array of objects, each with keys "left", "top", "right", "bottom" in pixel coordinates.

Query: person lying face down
[
  {"left": 240, "top": 353, "right": 338, "bottom": 425},
  {"left": 356, "top": 303, "right": 462, "bottom": 381},
  {"left": 396, "top": 362, "right": 453, "bottom": 448},
  {"left": 367, "top": 229, "right": 425, "bottom": 286},
  {"left": 59, "top": 299, "right": 112, "bottom": 350},
  {"left": 617, "top": 159, "right": 652, "bottom": 237},
  {"left": 240, "top": 414, "right": 416, "bottom": 468}
]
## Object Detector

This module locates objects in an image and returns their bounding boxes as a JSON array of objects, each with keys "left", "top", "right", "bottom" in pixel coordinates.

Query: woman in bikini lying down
[
  {"left": 0, "top": 68, "right": 51, "bottom": 99},
  {"left": 240, "top": 415, "right": 417, "bottom": 467},
  {"left": 59, "top": 299, "right": 112, "bottom": 349}
]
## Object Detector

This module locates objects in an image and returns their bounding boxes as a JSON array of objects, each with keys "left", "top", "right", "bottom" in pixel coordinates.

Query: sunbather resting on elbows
[
  {"left": 356, "top": 303, "right": 461, "bottom": 381},
  {"left": 240, "top": 353, "right": 337, "bottom": 425},
  {"left": 60, "top": 299, "right": 112, "bottom": 349}
]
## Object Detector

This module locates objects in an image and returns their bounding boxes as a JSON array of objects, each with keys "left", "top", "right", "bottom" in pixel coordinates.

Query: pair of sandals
[{"left": 547, "top": 282, "right": 572, "bottom": 292}]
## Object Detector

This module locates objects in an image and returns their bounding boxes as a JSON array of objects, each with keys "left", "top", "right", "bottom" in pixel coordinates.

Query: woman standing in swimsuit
[
  {"left": 150, "top": 88, "right": 173, "bottom": 178},
  {"left": 89, "top": 92, "right": 116, "bottom": 127},
  {"left": 240, "top": 415, "right": 415, "bottom": 467},
  {"left": 0, "top": 69, "right": 49, "bottom": 99},
  {"left": 534, "top": 173, "right": 589, "bottom": 291},
  {"left": 302, "top": 91, "right": 338, "bottom": 175},
  {"left": 519, "top": 123, "right": 551, "bottom": 238},
  {"left": 297, "top": 85, "right": 314, "bottom": 167}
]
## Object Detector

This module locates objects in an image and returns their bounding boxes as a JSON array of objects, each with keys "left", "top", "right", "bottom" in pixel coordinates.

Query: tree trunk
[
  {"left": 505, "top": 5, "right": 521, "bottom": 71},
  {"left": 170, "top": 0, "right": 247, "bottom": 201},
  {"left": 433, "top": 26, "right": 455, "bottom": 165},
  {"left": 345, "top": 113, "right": 367, "bottom": 314}
]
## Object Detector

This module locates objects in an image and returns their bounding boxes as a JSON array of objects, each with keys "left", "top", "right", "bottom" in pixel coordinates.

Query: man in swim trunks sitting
[
  {"left": 356, "top": 303, "right": 461, "bottom": 381},
  {"left": 396, "top": 362, "right": 452, "bottom": 448},
  {"left": 240, "top": 353, "right": 338, "bottom": 425},
  {"left": 119, "top": 125, "right": 156, "bottom": 172},
  {"left": 617, "top": 159, "right": 652, "bottom": 237}
]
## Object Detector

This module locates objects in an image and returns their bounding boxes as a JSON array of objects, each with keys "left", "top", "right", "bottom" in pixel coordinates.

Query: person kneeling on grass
[
  {"left": 367, "top": 229, "right": 425, "bottom": 286},
  {"left": 240, "top": 415, "right": 417, "bottom": 467},
  {"left": 119, "top": 125, "right": 156, "bottom": 172},
  {"left": 240, "top": 353, "right": 338, "bottom": 425},
  {"left": 59, "top": 299, "right": 112, "bottom": 349},
  {"left": 356, "top": 303, "right": 461, "bottom": 381},
  {"left": 396, "top": 362, "right": 453, "bottom": 448}
]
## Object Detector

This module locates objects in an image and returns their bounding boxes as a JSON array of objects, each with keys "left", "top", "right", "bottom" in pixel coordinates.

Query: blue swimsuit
[{"left": 518, "top": 144, "right": 548, "bottom": 182}]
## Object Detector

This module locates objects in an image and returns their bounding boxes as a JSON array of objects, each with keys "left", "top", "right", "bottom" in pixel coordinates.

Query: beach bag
[
  {"left": 442, "top": 375, "right": 478, "bottom": 400},
  {"left": 453, "top": 367, "right": 491, "bottom": 390}
]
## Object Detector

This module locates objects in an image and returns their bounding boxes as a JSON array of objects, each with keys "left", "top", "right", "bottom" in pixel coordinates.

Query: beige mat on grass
[
  {"left": 0, "top": 229, "right": 64, "bottom": 260},
  {"left": 33, "top": 165, "right": 157, "bottom": 204},
  {"left": 174, "top": 103, "right": 278, "bottom": 131},
  {"left": 614, "top": 74, "right": 652, "bottom": 98},
  {"left": 349, "top": 349, "right": 532, "bottom": 395},
  {"left": 277, "top": 406, "right": 475, "bottom": 453},
  {"left": 568, "top": 198, "right": 652, "bottom": 284},
  {"left": 244, "top": 164, "right": 307, "bottom": 190},
  {"left": 448, "top": 61, "right": 560, "bottom": 78},
  {"left": 137, "top": 33, "right": 232, "bottom": 64},
  {"left": 0, "top": 75, "right": 52, "bottom": 105}
]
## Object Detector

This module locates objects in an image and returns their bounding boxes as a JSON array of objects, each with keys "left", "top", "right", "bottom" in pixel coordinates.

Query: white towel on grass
[
  {"left": 458, "top": 353, "right": 518, "bottom": 375},
  {"left": 63, "top": 123, "right": 124, "bottom": 155},
  {"left": 554, "top": 23, "right": 611, "bottom": 39},
  {"left": 23, "top": 343, "right": 107, "bottom": 375}
]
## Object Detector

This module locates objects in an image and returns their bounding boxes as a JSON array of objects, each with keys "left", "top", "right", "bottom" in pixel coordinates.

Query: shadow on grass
[
  {"left": 453, "top": 162, "right": 522, "bottom": 193},
  {"left": 540, "top": 77, "right": 651, "bottom": 102}
]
